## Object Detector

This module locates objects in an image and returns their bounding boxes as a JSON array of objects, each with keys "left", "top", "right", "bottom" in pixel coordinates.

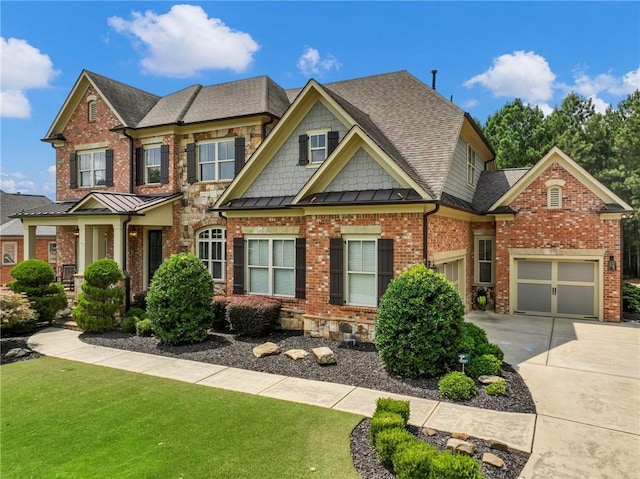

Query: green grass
[{"left": 1, "top": 357, "right": 362, "bottom": 479}]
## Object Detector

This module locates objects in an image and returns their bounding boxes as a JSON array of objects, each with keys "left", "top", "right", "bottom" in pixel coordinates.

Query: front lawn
[{"left": 1, "top": 357, "right": 362, "bottom": 479}]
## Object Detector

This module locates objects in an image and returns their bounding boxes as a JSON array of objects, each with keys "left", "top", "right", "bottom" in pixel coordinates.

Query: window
[
  {"left": 548, "top": 186, "right": 562, "bottom": 209},
  {"left": 78, "top": 150, "right": 106, "bottom": 187},
  {"left": 2, "top": 242, "right": 17, "bottom": 265},
  {"left": 48, "top": 242, "right": 57, "bottom": 264},
  {"left": 198, "top": 139, "right": 235, "bottom": 181},
  {"left": 144, "top": 146, "right": 161, "bottom": 184},
  {"left": 88, "top": 100, "right": 97, "bottom": 121},
  {"left": 476, "top": 237, "right": 494, "bottom": 284},
  {"left": 309, "top": 132, "right": 327, "bottom": 164},
  {"left": 197, "top": 228, "right": 226, "bottom": 281},
  {"left": 467, "top": 144, "right": 477, "bottom": 185},
  {"left": 247, "top": 238, "right": 295, "bottom": 296},
  {"left": 346, "top": 239, "right": 377, "bottom": 306}
]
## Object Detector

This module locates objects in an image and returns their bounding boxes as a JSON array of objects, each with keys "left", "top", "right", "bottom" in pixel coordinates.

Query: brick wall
[{"left": 0, "top": 237, "right": 56, "bottom": 285}]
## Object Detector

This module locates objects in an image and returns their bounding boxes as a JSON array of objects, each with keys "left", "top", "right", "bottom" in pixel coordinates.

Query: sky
[{"left": 1, "top": 1, "right": 639, "bottom": 199}]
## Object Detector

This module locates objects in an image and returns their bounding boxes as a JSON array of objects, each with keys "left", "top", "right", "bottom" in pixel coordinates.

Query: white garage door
[{"left": 514, "top": 259, "right": 598, "bottom": 319}]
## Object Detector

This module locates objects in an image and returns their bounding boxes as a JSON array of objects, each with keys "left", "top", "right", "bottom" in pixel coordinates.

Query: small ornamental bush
[
  {"left": 375, "top": 397, "right": 410, "bottom": 425},
  {"left": 9, "top": 259, "right": 67, "bottom": 324},
  {"left": 458, "top": 322, "right": 489, "bottom": 355},
  {"left": 212, "top": 298, "right": 230, "bottom": 331},
  {"left": 375, "top": 263, "right": 465, "bottom": 378},
  {"left": 477, "top": 342, "right": 505, "bottom": 361},
  {"left": 465, "top": 354, "right": 502, "bottom": 379},
  {"left": 429, "top": 450, "right": 484, "bottom": 479},
  {"left": 135, "top": 318, "right": 154, "bottom": 337},
  {"left": 0, "top": 291, "right": 38, "bottom": 335},
  {"left": 122, "top": 308, "right": 147, "bottom": 334},
  {"left": 73, "top": 259, "right": 124, "bottom": 333},
  {"left": 485, "top": 380, "right": 508, "bottom": 397},
  {"left": 438, "top": 372, "right": 477, "bottom": 401},
  {"left": 226, "top": 296, "right": 281, "bottom": 337},
  {"left": 374, "top": 427, "right": 415, "bottom": 466},
  {"left": 623, "top": 283, "right": 640, "bottom": 313},
  {"left": 146, "top": 253, "right": 214, "bottom": 345},
  {"left": 392, "top": 440, "right": 439, "bottom": 479},
  {"left": 369, "top": 411, "right": 406, "bottom": 445}
]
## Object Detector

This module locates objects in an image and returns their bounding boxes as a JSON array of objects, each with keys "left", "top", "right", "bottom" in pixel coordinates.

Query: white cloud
[
  {"left": 108, "top": 4, "right": 259, "bottom": 78},
  {"left": 297, "top": 47, "right": 341, "bottom": 76},
  {"left": 464, "top": 51, "right": 556, "bottom": 104},
  {"left": 0, "top": 37, "right": 58, "bottom": 118},
  {"left": 0, "top": 172, "right": 36, "bottom": 193}
]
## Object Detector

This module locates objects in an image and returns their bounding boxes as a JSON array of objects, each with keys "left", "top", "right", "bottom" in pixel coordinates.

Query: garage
[{"left": 514, "top": 258, "right": 599, "bottom": 319}]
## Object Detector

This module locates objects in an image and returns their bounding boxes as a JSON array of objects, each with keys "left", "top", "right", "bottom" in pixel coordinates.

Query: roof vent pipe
[{"left": 431, "top": 70, "right": 438, "bottom": 90}]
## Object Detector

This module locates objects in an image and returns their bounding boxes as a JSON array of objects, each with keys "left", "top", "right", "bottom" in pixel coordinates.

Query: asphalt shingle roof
[
  {"left": 1, "top": 190, "right": 54, "bottom": 224},
  {"left": 472, "top": 169, "right": 529, "bottom": 213}
]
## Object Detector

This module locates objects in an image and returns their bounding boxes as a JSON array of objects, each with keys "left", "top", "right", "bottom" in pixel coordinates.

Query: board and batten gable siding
[
  {"left": 244, "top": 102, "right": 348, "bottom": 197},
  {"left": 441, "top": 138, "right": 484, "bottom": 203},
  {"left": 325, "top": 148, "right": 402, "bottom": 192}
]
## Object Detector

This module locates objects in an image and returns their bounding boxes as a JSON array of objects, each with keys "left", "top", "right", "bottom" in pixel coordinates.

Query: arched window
[{"left": 197, "top": 227, "right": 226, "bottom": 281}]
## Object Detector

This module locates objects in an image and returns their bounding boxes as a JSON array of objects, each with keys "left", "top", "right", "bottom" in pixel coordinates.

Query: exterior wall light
[
  {"left": 608, "top": 255, "right": 617, "bottom": 271},
  {"left": 128, "top": 229, "right": 138, "bottom": 238}
]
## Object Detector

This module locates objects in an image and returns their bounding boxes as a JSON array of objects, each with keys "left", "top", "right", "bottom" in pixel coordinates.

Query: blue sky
[{"left": 1, "top": 1, "right": 638, "bottom": 199}]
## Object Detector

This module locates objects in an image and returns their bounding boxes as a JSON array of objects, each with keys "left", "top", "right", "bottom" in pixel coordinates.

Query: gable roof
[
  {"left": 472, "top": 169, "right": 529, "bottom": 213},
  {"left": 1, "top": 190, "right": 53, "bottom": 224}
]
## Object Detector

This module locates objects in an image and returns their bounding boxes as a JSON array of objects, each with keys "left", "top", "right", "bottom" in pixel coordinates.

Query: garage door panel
[
  {"left": 557, "top": 285, "right": 595, "bottom": 316},
  {"left": 517, "top": 283, "right": 552, "bottom": 313},
  {"left": 558, "top": 262, "right": 595, "bottom": 282},
  {"left": 518, "top": 261, "right": 552, "bottom": 281}
]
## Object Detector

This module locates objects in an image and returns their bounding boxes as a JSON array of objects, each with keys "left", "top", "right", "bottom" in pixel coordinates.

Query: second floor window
[
  {"left": 144, "top": 146, "right": 161, "bottom": 184},
  {"left": 79, "top": 150, "right": 106, "bottom": 187},
  {"left": 199, "top": 139, "right": 235, "bottom": 181},
  {"left": 467, "top": 144, "right": 477, "bottom": 185},
  {"left": 309, "top": 132, "right": 327, "bottom": 164}
]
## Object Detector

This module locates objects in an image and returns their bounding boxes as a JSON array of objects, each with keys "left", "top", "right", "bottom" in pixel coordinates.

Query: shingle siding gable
[{"left": 325, "top": 148, "right": 402, "bottom": 192}]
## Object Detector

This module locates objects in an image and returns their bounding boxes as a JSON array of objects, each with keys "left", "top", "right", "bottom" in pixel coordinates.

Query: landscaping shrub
[
  {"left": 73, "top": 259, "right": 124, "bottom": 333},
  {"left": 8, "top": 259, "right": 67, "bottom": 324},
  {"left": 226, "top": 296, "right": 281, "bottom": 337},
  {"left": 392, "top": 440, "right": 439, "bottom": 479},
  {"left": 122, "top": 308, "right": 147, "bottom": 334},
  {"left": 465, "top": 354, "right": 502, "bottom": 379},
  {"left": 375, "top": 397, "right": 410, "bottom": 425},
  {"left": 374, "top": 427, "right": 415, "bottom": 466},
  {"left": 0, "top": 291, "right": 38, "bottom": 335},
  {"left": 623, "top": 283, "right": 640, "bottom": 313},
  {"left": 438, "top": 372, "right": 477, "bottom": 401},
  {"left": 476, "top": 342, "right": 505, "bottom": 362},
  {"left": 429, "top": 450, "right": 484, "bottom": 479},
  {"left": 146, "top": 253, "right": 214, "bottom": 345},
  {"left": 375, "top": 263, "right": 465, "bottom": 378},
  {"left": 135, "top": 318, "right": 154, "bottom": 337},
  {"left": 212, "top": 297, "right": 230, "bottom": 331},
  {"left": 485, "top": 380, "right": 508, "bottom": 397},
  {"left": 369, "top": 411, "right": 406, "bottom": 445},
  {"left": 458, "top": 321, "right": 489, "bottom": 355}
]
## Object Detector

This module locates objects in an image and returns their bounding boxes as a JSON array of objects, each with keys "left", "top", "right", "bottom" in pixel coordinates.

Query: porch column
[
  {"left": 22, "top": 224, "right": 36, "bottom": 260},
  {"left": 113, "top": 222, "right": 124, "bottom": 271},
  {"left": 92, "top": 227, "right": 101, "bottom": 262},
  {"left": 77, "top": 225, "right": 88, "bottom": 273}
]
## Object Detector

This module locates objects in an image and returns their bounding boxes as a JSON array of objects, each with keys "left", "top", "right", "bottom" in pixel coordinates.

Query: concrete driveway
[{"left": 466, "top": 311, "right": 640, "bottom": 479}]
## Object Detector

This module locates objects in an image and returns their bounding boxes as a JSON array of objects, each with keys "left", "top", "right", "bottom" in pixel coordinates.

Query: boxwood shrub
[
  {"left": 375, "top": 263, "right": 465, "bottom": 378},
  {"left": 375, "top": 397, "right": 410, "bottom": 425},
  {"left": 429, "top": 450, "right": 484, "bottom": 479},
  {"left": 485, "top": 380, "right": 508, "bottom": 397},
  {"left": 374, "top": 427, "right": 416, "bottom": 466},
  {"left": 9, "top": 259, "right": 67, "bottom": 324},
  {"left": 369, "top": 411, "right": 406, "bottom": 445},
  {"left": 135, "top": 318, "right": 154, "bottom": 337},
  {"left": 226, "top": 296, "right": 281, "bottom": 337},
  {"left": 466, "top": 354, "right": 502, "bottom": 379},
  {"left": 392, "top": 440, "right": 439, "bottom": 479},
  {"left": 122, "top": 308, "right": 147, "bottom": 334},
  {"left": 438, "top": 371, "right": 477, "bottom": 401}
]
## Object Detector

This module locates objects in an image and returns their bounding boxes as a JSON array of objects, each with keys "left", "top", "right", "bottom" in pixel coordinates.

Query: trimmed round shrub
[
  {"left": 429, "top": 450, "right": 484, "bottom": 479},
  {"left": 375, "top": 397, "right": 410, "bottom": 425},
  {"left": 438, "top": 371, "right": 477, "bottom": 401},
  {"left": 9, "top": 260, "right": 67, "bottom": 324},
  {"left": 122, "top": 308, "right": 147, "bottom": 334},
  {"left": 135, "top": 318, "right": 154, "bottom": 337},
  {"left": 466, "top": 353, "right": 502, "bottom": 379},
  {"left": 369, "top": 411, "right": 406, "bottom": 445},
  {"left": 458, "top": 322, "right": 489, "bottom": 355},
  {"left": 485, "top": 380, "right": 508, "bottom": 397},
  {"left": 392, "top": 440, "right": 439, "bottom": 479},
  {"left": 477, "top": 342, "right": 505, "bottom": 361},
  {"left": 146, "top": 253, "right": 214, "bottom": 345},
  {"left": 0, "top": 291, "right": 38, "bottom": 336},
  {"left": 375, "top": 263, "right": 465, "bottom": 378},
  {"left": 73, "top": 259, "right": 124, "bottom": 333},
  {"left": 225, "top": 296, "right": 281, "bottom": 337},
  {"left": 375, "top": 427, "right": 415, "bottom": 466}
]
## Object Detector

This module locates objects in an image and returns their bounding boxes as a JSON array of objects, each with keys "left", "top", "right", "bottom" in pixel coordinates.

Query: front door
[{"left": 148, "top": 230, "right": 163, "bottom": 287}]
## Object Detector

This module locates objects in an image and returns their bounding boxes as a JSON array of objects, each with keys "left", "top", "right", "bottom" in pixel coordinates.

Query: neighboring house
[
  {"left": 14, "top": 70, "right": 632, "bottom": 338},
  {"left": 0, "top": 190, "right": 56, "bottom": 285}
]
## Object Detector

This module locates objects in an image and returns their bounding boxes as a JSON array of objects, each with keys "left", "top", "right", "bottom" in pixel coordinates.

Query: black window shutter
[
  {"left": 329, "top": 237, "right": 344, "bottom": 305},
  {"left": 135, "top": 147, "right": 144, "bottom": 186},
  {"left": 377, "top": 239, "right": 394, "bottom": 301},
  {"left": 105, "top": 149, "right": 114, "bottom": 187},
  {"left": 234, "top": 137, "right": 245, "bottom": 176},
  {"left": 298, "top": 134, "right": 309, "bottom": 165},
  {"left": 232, "top": 237, "right": 245, "bottom": 295},
  {"left": 186, "top": 143, "right": 196, "bottom": 184},
  {"left": 295, "top": 238, "right": 306, "bottom": 299},
  {"left": 327, "top": 131, "right": 339, "bottom": 156},
  {"left": 69, "top": 153, "right": 78, "bottom": 189},
  {"left": 160, "top": 145, "right": 169, "bottom": 184}
]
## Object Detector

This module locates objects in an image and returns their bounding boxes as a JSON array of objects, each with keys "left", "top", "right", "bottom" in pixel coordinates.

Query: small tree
[
  {"left": 72, "top": 259, "right": 124, "bottom": 332},
  {"left": 146, "top": 253, "right": 214, "bottom": 345},
  {"left": 375, "top": 263, "right": 465, "bottom": 378},
  {"left": 9, "top": 259, "right": 67, "bottom": 324}
]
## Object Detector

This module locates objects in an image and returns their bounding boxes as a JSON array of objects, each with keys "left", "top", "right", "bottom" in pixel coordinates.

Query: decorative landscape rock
[
  {"left": 5, "top": 348, "right": 31, "bottom": 358},
  {"left": 483, "top": 452, "right": 506, "bottom": 469},
  {"left": 452, "top": 431, "right": 470, "bottom": 440},
  {"left": 312, "top": 347, "right": 336, "bottom": 365},
  {"left": 284, "top": 349, "right": 309, "bottom": 360},
  {"left": 478, "top": 375, "right": 505, "bottom": 384},
  {"left": 446, "top": 438, "right": 476, "bottom": 456},
  {"left": 486, "top": 438, "right": 509, "bottom": 451},
  {"left": 252, "top": 342, "right": 280, "bottom": 358},
  {"left": 423, "top": 427, "right": 438, "bottom": 436}
]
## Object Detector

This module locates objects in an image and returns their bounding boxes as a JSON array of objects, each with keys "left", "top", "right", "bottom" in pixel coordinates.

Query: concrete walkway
[{"left": 27, "top": 312, "right": 640, "bottom": 478}]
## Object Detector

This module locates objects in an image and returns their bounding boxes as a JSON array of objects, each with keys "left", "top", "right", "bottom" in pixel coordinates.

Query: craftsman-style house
[{"left": 15, "top": 70, "right": 632, "bottom": 338}]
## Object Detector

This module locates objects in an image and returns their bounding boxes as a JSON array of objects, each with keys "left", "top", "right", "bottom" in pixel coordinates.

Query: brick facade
[{"left": 1, "top": 236, "right": 56, "bottom": 285}]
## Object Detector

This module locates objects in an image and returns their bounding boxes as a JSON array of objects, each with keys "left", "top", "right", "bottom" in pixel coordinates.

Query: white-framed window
[
  {"left": 346, "top": 238, "right": 377, "bottom": 306},
  {"left": 88, "top": 100, "right": 97, "bottom": 122},
  {"left": 48, "top": 242, "right": 57, "bottom": 264},
  {"left": 309, "top": 130, "right": 328, "bottom": 164},
  {"left": 2, "top": 242, "right": 17, "bottom": 265},
  {"left": 198, "top": 139, "right": 235, "bottom": 181},
  {"left": 547, "top": 186, "right": 562, "bottom": 209},
  {"left": 475, "top": 237, "right": 494, "bottom": 284},
  {"left": 247, "top": 238, "right": 295, "bottom": 296},
  {"left": 78, "top": 149, "right": 106, "bottom": 187},
  {"left": 144, "top": 145, "right": 161, "bottom": 184},
  {"left": 467, "top": 144, "right": 477, "bottom": 185},
  {"left": 197, "top": 227, "right": 226, "bottom": 281}
]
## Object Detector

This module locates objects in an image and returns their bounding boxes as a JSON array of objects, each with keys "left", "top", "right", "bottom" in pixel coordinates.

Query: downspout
[
  {"left": 122, "top": 214, "right": 133, "bottom": 312},
  {"left": 423, "top": 203, "right": 440, "bottom": 264},
  {"left": 120, "top": 128, "right": 135, "bottom": 194}
]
